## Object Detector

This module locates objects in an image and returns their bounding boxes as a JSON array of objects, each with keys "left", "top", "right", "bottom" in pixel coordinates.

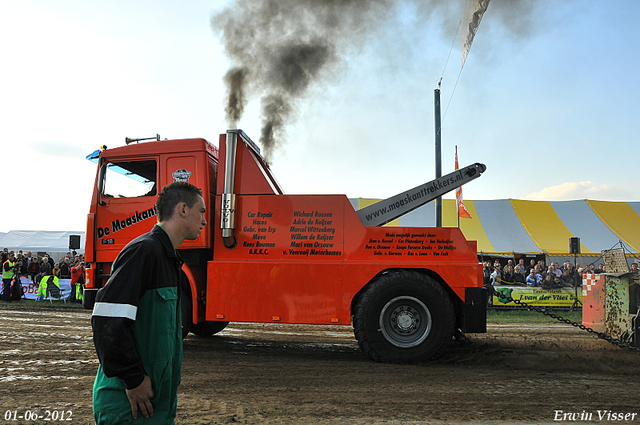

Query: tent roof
[
  {"left": 351, "top": 198, "right": 639, "bottom": 256},
  {"left": 0, "top": 230, "right": 84, "bottom": 254},
  {"left": 587, "top": 200, "right": 640, "bottom": 251}
]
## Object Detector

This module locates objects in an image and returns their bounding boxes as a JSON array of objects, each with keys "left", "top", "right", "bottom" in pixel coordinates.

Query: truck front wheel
[
  {"left": 180, "top": 272, "right": 193, "bottom": 339},
  {"left": 353, "top": 271, "right": 454, "bottom": 363},
  {"left": 190, "top": 321, "right": 229, "bottom": 337}
]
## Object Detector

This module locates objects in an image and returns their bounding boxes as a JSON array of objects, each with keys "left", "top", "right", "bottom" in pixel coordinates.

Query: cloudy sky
[{"left": 0, "top": 0, "right": 638, "bottom": 233}]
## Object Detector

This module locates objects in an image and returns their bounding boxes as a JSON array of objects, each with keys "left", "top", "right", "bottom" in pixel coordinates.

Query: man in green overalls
[{"left": 91, "top": 182, "right": 207, "bottom": 424}]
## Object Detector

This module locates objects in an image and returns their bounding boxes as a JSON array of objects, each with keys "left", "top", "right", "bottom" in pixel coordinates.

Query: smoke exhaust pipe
[{"left": 221, "top": 130, "right": 238, "bottom": 248}]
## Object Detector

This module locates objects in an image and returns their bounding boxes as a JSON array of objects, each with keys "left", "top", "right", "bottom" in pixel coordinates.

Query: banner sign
[
  {"left": 493, "top": 285, "right": 582, "bottom": 307},
  {"left": 14, "top": 276, "right": 73, "bottom": 301}
]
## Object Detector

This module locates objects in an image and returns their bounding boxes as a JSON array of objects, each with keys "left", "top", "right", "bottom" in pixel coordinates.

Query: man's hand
[{"left": 126, "top": 375, "right": 154, "bottom": 419}]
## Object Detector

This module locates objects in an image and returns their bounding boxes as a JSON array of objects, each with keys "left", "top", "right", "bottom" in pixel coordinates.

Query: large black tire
[
  {"left": 353, "top": 270, "right": 455, "bottom": 363},
  {"left": 190, "top": 321, "right": 229, "bottom": 337}
]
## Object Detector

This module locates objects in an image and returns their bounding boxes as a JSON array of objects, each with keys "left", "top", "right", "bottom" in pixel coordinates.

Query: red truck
[{"left": 83, "top": 129, "right": 487, "bottom": 363}]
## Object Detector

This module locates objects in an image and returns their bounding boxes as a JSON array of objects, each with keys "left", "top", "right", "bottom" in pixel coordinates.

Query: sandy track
[{"left": 1, "top": 306, "right": 639, "bottom": 424}]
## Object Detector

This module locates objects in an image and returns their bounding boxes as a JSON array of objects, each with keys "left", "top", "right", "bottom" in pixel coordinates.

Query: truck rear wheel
[{"left": 353, "top": 270, "right": 454, "bottom": 363}]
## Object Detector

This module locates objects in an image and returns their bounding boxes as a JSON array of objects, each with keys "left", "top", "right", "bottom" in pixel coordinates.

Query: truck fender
[
  {"left": 180, "top": 264, "right": 198, "bottom": 329},
  {"left": 351, "top": 268, "right": 456, "bottom": 316}
]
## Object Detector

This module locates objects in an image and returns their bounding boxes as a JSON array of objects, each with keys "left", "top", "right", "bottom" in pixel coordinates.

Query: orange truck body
[{"left": 84, "top": 130, "right": 486, "bottom": 362}]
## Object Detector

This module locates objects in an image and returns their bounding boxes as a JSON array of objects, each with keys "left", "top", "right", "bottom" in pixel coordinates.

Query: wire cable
[
  {"left": 439, "top": 20, "right": 461, "bottom": 85},
  {"left": 436, "top": 18, "right": 467, "bottom": 126}
]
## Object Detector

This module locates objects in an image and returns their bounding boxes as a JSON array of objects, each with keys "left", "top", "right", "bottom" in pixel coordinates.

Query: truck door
[
  {"left": 94, "top": 157, "right": 159, "bottom": 261},
  {"left": 163, "top": 153, "right": 211, "bottom": 249}
]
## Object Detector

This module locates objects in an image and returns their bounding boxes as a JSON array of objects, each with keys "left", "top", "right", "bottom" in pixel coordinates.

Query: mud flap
[
  {"left": 83, "top": 288, "right": 98, "bottom": 310},
  {"left": 463, "top": 287, "right": 486, "bottom": 334}
]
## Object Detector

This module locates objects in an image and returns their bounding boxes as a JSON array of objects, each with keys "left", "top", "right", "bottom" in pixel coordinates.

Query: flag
[
  {"left": 461, "top": 0, "right": 490, "bottom": 67},
  {"left": 455, "top": 147, "right": 472, "bottom": 219}
]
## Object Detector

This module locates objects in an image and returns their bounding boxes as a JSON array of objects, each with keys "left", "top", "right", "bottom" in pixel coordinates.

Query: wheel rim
[{"left": 379, "top": 296, "right": 432, "bottom": 348}]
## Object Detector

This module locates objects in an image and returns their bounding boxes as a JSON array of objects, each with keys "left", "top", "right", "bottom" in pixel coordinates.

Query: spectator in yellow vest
[
  {"left": 2, "top": 252, "right": 17, "bottom": 302},
  {"left": 36, "top": 275, "right": 62, "bottom": 301}
]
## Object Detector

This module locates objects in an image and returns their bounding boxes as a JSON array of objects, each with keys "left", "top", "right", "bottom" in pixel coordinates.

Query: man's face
[{"left": 184, "top": 196, "right": 207, "bottom": 241}]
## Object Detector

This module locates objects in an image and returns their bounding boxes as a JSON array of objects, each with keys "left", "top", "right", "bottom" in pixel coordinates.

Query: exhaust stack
[{"left": 221, "top": 130, "right": 238, "bottom": 248}]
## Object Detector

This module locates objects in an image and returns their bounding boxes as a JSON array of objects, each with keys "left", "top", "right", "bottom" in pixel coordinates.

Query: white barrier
[{"left": 15, "top": 275, "right": 73, "bottom": 300}]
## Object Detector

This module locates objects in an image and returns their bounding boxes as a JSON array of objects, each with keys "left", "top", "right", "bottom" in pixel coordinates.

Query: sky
[{"left": 0, "top": 0, "right": 638, "bottom": 233}]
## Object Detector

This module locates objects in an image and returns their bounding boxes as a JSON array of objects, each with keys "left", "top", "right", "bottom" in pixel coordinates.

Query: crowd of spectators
[
  {"left": 482, "top": 258, "right": 600, "bottom": 290},
  {"left": 1, "top": 248, "right": 84, "bottom": 302}
]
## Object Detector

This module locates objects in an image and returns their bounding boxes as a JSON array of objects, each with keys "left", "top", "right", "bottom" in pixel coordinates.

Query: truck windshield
[{"left": 101, "top": 160, "right": 157, "bottom": 198}]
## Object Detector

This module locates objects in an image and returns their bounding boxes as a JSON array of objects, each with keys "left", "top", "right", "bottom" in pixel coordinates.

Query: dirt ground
[{"left": 1, "top": 305, "right": 639, "bottom": 425}]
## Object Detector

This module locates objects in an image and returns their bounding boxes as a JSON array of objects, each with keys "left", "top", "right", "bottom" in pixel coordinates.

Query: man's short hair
[{"left": 155, "top": 182, "right": 203, "bottom": 222}]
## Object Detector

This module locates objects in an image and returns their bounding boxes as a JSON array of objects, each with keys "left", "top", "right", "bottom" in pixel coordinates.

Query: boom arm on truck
[{"left": 356, "top": 162, "right": 486, "bottom": 227}]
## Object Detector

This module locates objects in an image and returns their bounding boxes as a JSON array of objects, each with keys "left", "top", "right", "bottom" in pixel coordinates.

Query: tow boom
[{"left": 357, "top": 162, "right": 486, "bottom": 227}]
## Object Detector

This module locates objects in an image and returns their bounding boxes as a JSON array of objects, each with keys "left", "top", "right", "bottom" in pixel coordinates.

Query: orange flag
[{"left": 455, "top": 147, "right": 472, "bottom": 219}]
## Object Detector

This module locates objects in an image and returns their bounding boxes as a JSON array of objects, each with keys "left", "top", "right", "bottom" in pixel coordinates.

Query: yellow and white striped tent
[{"left": 351, "top": 198, "right": 640, "bottom": 260}]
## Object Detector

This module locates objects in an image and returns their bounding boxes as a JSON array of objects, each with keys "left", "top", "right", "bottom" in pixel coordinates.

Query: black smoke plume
[
  {"left": 212, "top": 0, "right": 392, "bottom": 162},
  {"left": 212, "top": 0, "right": 544, "bottom": 162}
]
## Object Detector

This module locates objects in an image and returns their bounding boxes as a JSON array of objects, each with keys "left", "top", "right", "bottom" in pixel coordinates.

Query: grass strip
[{"left": 488, "top": 309, "right": 582, "bottom": 324}]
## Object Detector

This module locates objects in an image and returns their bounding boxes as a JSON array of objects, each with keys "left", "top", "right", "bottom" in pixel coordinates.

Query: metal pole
[{"left": 434, "top": 87, "right": 442, "bottom": 227}]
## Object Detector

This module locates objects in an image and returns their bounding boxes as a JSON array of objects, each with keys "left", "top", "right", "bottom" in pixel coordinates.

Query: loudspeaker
[
  {"left": 569, "top": 237, "right": 580, "bottom": 254},
  {"left": 69, "top": 234, "right": 81, "bottom": 250}
]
